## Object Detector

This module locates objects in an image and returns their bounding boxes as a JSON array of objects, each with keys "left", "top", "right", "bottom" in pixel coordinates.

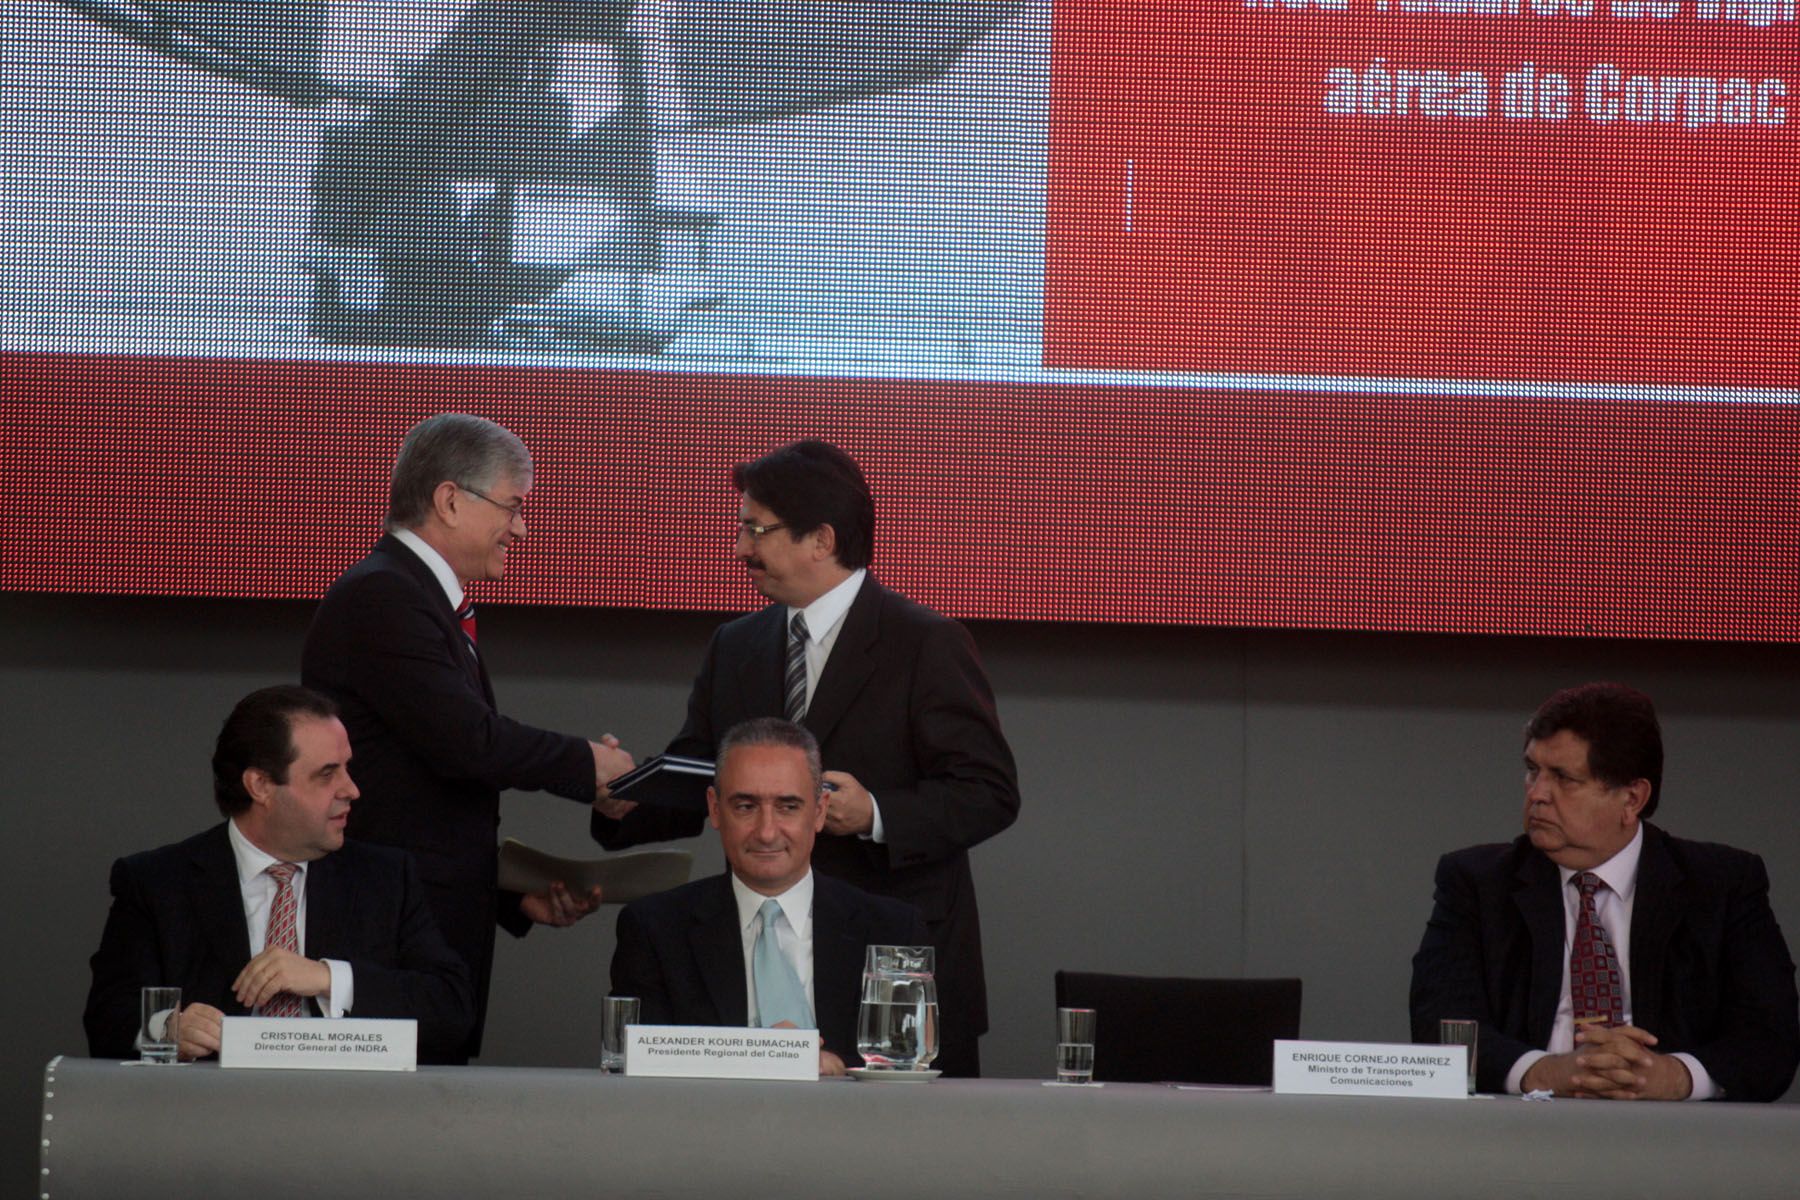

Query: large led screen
[{"left": 3, "top": 0, "right": 1796, "bottom": 639}]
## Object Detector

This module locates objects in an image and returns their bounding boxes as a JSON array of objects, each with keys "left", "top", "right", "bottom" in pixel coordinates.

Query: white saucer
[{"left": 848, "top": 1067, "right": 941, "bottom": 1082}]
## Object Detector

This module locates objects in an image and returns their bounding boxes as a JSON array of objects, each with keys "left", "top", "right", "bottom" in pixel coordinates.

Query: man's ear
[
  {"left": 242, "top": 767, "right": 276, "bottom": 809},
  {"left": 429, "top": 480, "right": 461, "bottom": 525},
  {"left": 1620, "top": 779, "right": 1651, "bottom": 822},
  {"left": 706, "top": 786, "right": 721, "bottom": 831},
  {"left": 810, "top": 523, "right": 838, "bottom": 562}
]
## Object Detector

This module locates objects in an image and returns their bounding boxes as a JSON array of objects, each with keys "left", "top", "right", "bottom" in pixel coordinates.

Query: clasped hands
[
  {"left": 171, "top": 946, "right": 332, "bottom": 1060},
  {"left": 1522, "top": 1024, "right": 1694, "bottom": 1100}
]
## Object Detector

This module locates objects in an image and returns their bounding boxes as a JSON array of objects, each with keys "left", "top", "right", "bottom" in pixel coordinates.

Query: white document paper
[
  {"left": 218, "top": 1018, "right": 418, "bottom": 1071},
  {"left": 625, "top": 1024, "right": 819, "bottom": 1081},
  {"left": 1273, "top": 1039, "right": 1467, "bottom": 1099}
]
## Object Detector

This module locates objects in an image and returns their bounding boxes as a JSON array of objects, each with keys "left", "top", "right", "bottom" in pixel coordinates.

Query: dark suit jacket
[
  {"left": 1409, "top": 823, "right": 1800, "bottom": 1100},
  {"left": 593, "top": 576, "right": 1019, "bottom": 1075},
  {"left": 611, "top": 872, "right": 930, "bottom": 1063},
  {"left": 302, "top": 533, "right": 594, "bottom": 1056},
  {"left": 84, "top": 823, "right": 473, "bottom": 1065}
]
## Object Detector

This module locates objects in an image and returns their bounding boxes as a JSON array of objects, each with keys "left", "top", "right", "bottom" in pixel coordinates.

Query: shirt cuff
[
  {"left": 860, "top": 794, "right": 887, "bottom": 844},
  {"left": 1671, "top": 1052, "right": 1717, "bottom": 1100},
  {"left": 317, "top": 958, "right": 353, "bottom": 1018},
  {"left": 1505, "top": 1049, "right": 1547, "bottom": 1095}
]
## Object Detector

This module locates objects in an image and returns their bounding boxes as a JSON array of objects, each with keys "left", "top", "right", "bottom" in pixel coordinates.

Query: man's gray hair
[
  {"left": 716, "top": 718, "right": 823, "bottom": 797},
  {"left": 387, "top": 413, "right": 532, "bottom": 530}
]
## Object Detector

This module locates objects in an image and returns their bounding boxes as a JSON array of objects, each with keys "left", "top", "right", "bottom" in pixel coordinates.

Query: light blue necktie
[{"left": 752, "top": 898, "right": 813, "bottom": 1028}]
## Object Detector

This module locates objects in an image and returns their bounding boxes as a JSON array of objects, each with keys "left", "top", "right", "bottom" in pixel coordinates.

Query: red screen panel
[
  {"left": 1045, "top": 0, "right": 1798, "bottom": 384},
  {"left": 5, "top": 350, "right": 1796, "bottom": 640}
]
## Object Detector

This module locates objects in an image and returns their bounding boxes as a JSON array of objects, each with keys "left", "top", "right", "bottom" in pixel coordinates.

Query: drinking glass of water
[
  {"left": 1056, "top": 1007, "right": 1096, "bottom": 1084},
  {"left": 139, "top": 987, "right": 181, "bottom": 1064},
  {"left": 856, "top": 945, "right": 938, "bottom": 1071}
]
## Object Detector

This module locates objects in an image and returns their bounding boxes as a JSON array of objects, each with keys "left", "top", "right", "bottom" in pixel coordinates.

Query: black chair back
[{"left": 1053, "top": 971, "right": 1302, "bottom": 1085}]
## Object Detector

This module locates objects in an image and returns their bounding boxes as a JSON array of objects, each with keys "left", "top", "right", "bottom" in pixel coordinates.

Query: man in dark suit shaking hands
[
  {"left": 1411, "top": 682, "right": 1799, "bottom": 1100},
  {"left": 595, "top": 440, "right": 1019, "bottom": 1076},
  {"left": 85, "top": 686, "right": 473, "bottom": 1064},
  {"left": 612, "top": 718, "right": 928, "bottom": 1074},
  {"left": 303, "top": 413, "right": 637, "bottom": 1059}
]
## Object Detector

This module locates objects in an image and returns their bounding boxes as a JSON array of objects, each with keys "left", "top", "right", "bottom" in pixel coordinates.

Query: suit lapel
[
  {"left": 1513, "top": 851, "right": 1565, "bottom": 1048},
  {"left": 379, "top": 533, "right": 488, "bottom": 697},
  {"left": 689, "top": 876, "right": 750, "bottom": 1025},
  {"left": 192, "top": 825, "right": 253, "bottom": 1012},
  {"left": 733, "top": 606, "right": 787, "bottom": 720},
  {"left": 804, "top": 578, "right": 881, "bottom": 745},
  {"left": 1628, "top": 825, "right": 1681, "bottom": 1035},
  {"left": 811, "top": 878, "right": 866, "bottom": 1051},
  {"left": 303, "top": 852, "right": 346, "bottom": 962}
]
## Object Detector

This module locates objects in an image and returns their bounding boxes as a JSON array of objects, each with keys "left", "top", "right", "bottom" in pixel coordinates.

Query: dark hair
[
  {"left": 732, "top": 440, "right": 874, "bottom": 570},
  {"left": 212, "top": 686, "right": 341, "bottom": 817},
  {"left": 1524, "top": 683, "right": 1663, "bottom": 819},
  {"left": 387, "top": 413, "right": 532, "bottom": 530},
  {"left": 716, "top": 718, "right": 823, "bottom": 797}
]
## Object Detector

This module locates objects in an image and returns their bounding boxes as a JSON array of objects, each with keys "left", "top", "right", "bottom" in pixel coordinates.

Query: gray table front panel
[{"left": 39, "top": 1056, "right": 1800, "bottom": 1199}]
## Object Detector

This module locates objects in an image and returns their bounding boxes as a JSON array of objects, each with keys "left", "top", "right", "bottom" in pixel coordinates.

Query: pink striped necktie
[{"left": 261, "top": 863, "right": 306, "bottom": 1018}]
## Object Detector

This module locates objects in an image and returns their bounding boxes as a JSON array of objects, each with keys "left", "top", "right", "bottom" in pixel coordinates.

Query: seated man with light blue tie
[
  {"left": 610, "top": 718, "right": 928, "bottom": 1074},
  {"left": 1410, "top": 682, "right": 1800, "bottom": 1100},
  {"left": 83, "top": 686, "right": 473, "bottom": 1064}
]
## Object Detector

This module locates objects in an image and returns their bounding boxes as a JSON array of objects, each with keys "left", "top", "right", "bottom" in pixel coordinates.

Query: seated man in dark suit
[
  {"left": 611, "top": 718, "right": 929, "bottom": 1075},
  {"left": 85, "top": 686, "right": 474, "bottom": 1064},
  {"left": 1411, "top": 682, "right": 1800, "bottom": 1100}
]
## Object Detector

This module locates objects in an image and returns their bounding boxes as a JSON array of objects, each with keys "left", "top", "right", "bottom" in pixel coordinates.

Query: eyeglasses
[
  {"left": 461, "top": 484, "right": 526, "bottom": 523},
  {"left": 736, "top": 518, "right": 788, "bottom": 540}
]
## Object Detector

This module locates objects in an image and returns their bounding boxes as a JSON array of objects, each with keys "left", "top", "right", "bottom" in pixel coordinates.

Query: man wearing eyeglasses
[
  {"left": 1410, "top": 682, "right": 1799, "bottom": 1100},
  {"left": 593, "top": 439, "right": 1019, "bottom": 1077},
  {"left": 303, "top": 412, "right": 637, "bottom": 1061}
]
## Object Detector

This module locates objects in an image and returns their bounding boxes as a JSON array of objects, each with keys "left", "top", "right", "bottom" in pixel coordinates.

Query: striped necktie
[
  {"left": 783, "top": 611, "right": 810, "bottom": 722},
  {"left": 261, "top": 863, "right": 306, "bottom": 1018},
  {"left": 456, "top": 598, "right": 478, "bottom": 651}
]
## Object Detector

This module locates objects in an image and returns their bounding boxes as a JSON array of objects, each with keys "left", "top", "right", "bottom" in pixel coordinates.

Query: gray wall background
[{"left": 7, "top": 593, "right": 1798, "bottom": 1190}]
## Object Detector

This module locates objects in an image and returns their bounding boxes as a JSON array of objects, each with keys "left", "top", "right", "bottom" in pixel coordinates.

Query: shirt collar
[
  {"left": 789, "top": 568, "right": 865, "bottom": 645},
  {"left": 227, "top": 817, "right": 303, "bottom": 889},
  {"left": 391, "top": 526, "right": 464, "bottom": 611},
  {"left": 730, "top": 869, "right": 815, "bottom": 934},
  {"left": 1557, "top": 822, "right": 1644, "bottom": 901}
]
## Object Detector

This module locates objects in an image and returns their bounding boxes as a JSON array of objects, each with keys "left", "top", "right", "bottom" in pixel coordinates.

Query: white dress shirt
[
  {"left": 730, "top": 870, "right": 816, "bottom": 1026},
  {"left": 787, "top": 568, "right": 887, "bottom": 842},
  {"left": 391, "top": 526, "right": 463, "bottom": 610},
  {"left": 1505, "top": 825, "right": 1716, "bottom": 1098},
  {"left": 227, "top": 819, "right": 353, "bottom": 1018}
]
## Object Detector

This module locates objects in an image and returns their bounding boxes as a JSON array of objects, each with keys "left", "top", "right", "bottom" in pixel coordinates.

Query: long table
[{"left": 39, "top": 1055, "right": 1800, "bottom": 1199}]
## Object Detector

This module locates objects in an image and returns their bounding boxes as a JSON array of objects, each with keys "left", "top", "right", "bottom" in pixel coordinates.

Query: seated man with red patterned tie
[
  {"left": 1410, "top": 682, "right": 1800, "bottom": 1100},
  {"left": 84, "top": 686, "right": 474, "bottom": 1064},
  {"left": 610, "top": 718, "right": 928, "bottom": 1075}
]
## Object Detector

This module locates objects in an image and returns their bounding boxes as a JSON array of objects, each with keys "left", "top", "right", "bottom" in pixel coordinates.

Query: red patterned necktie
[
  {"left": 457, "top": 599, "right": 478, "bottom": 649},
  {"left": 262, "top": 863, "right": 306, "bottom": 1018},
  {"left": 1570, "top": 872, "right": 1624, "bottom": 1029}
]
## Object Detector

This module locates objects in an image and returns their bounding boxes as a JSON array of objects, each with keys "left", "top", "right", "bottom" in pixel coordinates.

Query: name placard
[
  {"left": 219, "top": 1018, "right": 418, "bottom": 1072},
  {"left": 625, "top": 1025, "right": 819, "bottom": 1081},
  {"left": 1273, "top": 1040, "right": 1466, "bottom": 1099}
]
